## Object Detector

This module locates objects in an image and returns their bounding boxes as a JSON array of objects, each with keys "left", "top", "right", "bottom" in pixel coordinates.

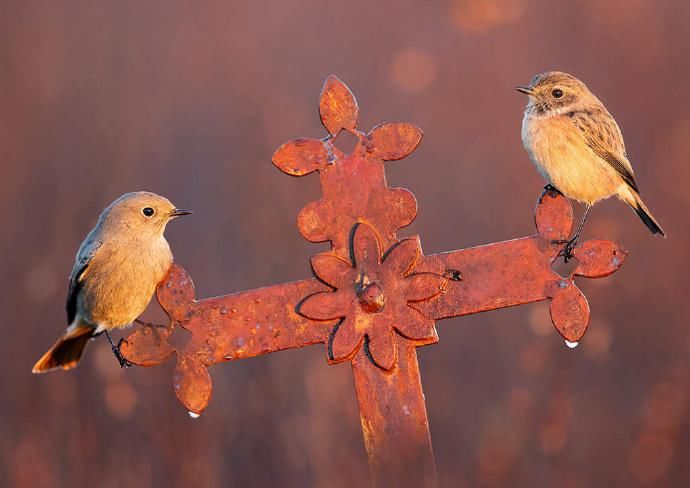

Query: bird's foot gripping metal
[
  {"left": 540, "top": 183, "right": 562, "bottom": 202},
  {"left": 552, "top": 236, "right": 578, "bottom": 263},
  {"left": 105, "top": 331, "right": 132, "bottom": 369}
]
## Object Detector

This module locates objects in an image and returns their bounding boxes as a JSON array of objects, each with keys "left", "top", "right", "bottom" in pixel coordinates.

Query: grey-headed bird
[
  {"left": 517, "top": 71, "right": 664, "bottom": 259},
  {"left": 32, "top": 192, "right": 191, "bottom": 373}
]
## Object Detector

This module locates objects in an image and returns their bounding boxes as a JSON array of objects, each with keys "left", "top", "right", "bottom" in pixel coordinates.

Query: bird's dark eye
[
  {"left": 552, "top": 88, "right": 563, "bottom": 98},
  {"left": 142, "top": 207, "right": 155, "bottom": 217}
]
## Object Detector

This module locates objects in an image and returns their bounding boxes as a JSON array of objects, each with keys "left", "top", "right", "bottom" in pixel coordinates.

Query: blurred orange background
[{"left": 2, "top": 1, "right": 689, "bottom": 487}]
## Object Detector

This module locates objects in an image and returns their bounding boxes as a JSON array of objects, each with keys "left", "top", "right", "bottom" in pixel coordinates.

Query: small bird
[
  {"left": 517, "top": 71, "right": 664, "bottom": 258},
  {"left": 32, "top": 192, "right": 191, "bottom": 373}
]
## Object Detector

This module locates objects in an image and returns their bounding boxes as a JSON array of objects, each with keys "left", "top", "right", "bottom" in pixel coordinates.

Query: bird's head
[
  {"left": 100, "top": 191, "right": 192, "bottom": 237},
  {"left": 516, "top": 71, "right": 593, "bottom": 115}
]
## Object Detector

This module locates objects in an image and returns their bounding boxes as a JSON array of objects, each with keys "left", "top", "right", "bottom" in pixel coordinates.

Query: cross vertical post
[{"left": 352, "top": 345, "right": 438, "bottom": 487}]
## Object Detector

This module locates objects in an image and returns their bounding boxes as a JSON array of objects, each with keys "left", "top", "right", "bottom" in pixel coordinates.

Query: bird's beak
[
  {"left": 170, "top": 208, "right": 193, "bottom": 218},
  {"left": 515, "top": 86, "right": 535, "bottom": 96}
]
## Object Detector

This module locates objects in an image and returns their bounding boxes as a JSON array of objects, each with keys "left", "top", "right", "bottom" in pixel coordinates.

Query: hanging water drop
[
  {"left": 188, "top": 411, "right": 200, "bottom": 419},
  {"left": 565, "top": 340, "right": 579, "bottom": 349}
]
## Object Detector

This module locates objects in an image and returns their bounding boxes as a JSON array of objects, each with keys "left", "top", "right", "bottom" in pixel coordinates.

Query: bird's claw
[
  {"left": 539, "top": 184, "right": 562, "bottom": 203},
  {"left": 112, "top": 338, "right": 132, "bottom": 369},
  {"left": 552, "top": 238, "right": 577, "bottom": 263}
]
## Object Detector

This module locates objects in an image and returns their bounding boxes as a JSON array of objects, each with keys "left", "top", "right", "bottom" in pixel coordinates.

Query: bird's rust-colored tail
[
  {"left": 624, "top": 190, "right": 666, "bottom": 237},
  {"left": 32, "top": 327, "right": 93, "bottom": 373}
]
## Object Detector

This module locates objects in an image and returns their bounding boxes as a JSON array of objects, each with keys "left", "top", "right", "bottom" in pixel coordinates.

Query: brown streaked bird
[
  {"left": 32, "top": 191, "right": 192, "bottom": 373},
  {"left": 517, "top": 71, "right": 665, "bottom": 259}
]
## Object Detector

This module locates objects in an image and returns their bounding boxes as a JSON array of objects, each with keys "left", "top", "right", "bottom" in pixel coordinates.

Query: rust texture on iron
[{"left": 121, "top": 75, "right": 627, "bottom": 487}]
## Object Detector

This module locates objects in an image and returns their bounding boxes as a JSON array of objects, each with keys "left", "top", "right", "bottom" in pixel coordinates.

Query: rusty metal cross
[{"left": 121, "top": 76, "right": 627, "bottom": 487}]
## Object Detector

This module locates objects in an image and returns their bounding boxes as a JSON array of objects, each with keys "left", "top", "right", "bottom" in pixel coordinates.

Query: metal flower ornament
[
  {"left": 299, "top": 226, "right": 446, "bottom": 370},
  {"left": 119, "top": 76, "right": 627, "bottom": 487}
]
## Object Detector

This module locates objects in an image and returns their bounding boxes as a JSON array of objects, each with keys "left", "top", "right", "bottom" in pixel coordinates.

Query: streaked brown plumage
[
  {"left": 32, "top": 192, "right": 191, "bottom": 373},
  {"left": 517, "top": 71, "right": 665, "bottom": 242}
]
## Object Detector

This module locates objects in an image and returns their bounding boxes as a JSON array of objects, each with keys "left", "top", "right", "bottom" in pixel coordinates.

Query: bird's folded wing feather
[
  {"left": 66, "top": 238, "right": 102, "bottom": 324},
  {"left": 570, "top": 109, "right": 639, "bottom": 193}
]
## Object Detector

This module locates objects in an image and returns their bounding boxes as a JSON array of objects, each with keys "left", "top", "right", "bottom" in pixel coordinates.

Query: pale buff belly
[
  {"left": 522, "top": 116, "right": 623, "bottom": 205},
  {"left": 77, "top": 242, "right": 172, "bottom": 330}
]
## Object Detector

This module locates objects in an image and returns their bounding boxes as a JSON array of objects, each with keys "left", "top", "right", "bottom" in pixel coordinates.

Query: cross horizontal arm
[
  {"left": 120, "top": 265, "right": 334, "bottom": 414},
  {"left": 415, "top": 236, "right": 556, "bottom": 320},
  {"left": 120, "top": 192, "right": 626, "bottom": 416},
  {"left": 410, "top": 192, "right": 627, "bottom": 346},
  {"left": 190, "top": 283, "right": 333, "bottom": 364},
  {"left": 122, "top": 265, "right": 332, "bottom": 367}
]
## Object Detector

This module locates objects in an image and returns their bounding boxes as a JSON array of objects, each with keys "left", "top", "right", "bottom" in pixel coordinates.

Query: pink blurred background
[{"left": 2, "top": 1, "right": 689, "bottom": 486}]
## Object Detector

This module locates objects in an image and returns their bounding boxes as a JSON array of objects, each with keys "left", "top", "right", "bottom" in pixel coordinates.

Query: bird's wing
[
  {"left": 66, "top": 238, "right": 102, "bottom": 324},
  {"left": 570, "top": 108, "right": 639, "bottom": 193}
]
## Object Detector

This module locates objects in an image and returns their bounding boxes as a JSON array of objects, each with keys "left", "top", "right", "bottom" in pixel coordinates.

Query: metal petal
[
  {"left": 157, "top": 264, "right": 196, "bottom": 319},
  {"left": 405, "top": 272, "right": 446, "bottom": 303},
  {"left": 383, "top": 236, "right": 421, "bottom": 278},
  {"left": 534, "top": 191, "right": 573, "bottom": 241},
  {"left": 120, "top": 326, "right": 175, "bottom": 367},
  {"left": 310, "top": 253, "right": 354, "bottom": 289},
  {"left": 352, "top": 223, "right": 383, "bottom": 270},
  {"left": 330, "top": 317, "right": 364, "bottom": 361},
  {"left": 367, "top": 122, "right": 423, "bottom": 161},
  {"left": 173, "top": 352, "right": 212, "bottom": 415},
  {"left": 548, "top": 281, "right": 590, "bottom": 342},
  {"left": 383, "top": 188, "right": 418, "bottom": 233},
  {"left": 393, "top": 305, "right": 438, "bottom": 342},
  {"left": 366, "top": 322, "right": 397, "bottom": 371},
  {"left": 297, "top": 200, "right": 331, "bottom": 243},
  {"left": 298, "top": 291, "right": 352, "bottom": 321},
  {"left": 573, "top": 239, "right": 629, "bottom": 278},
  {"left": 272, "top": 137, "right": 329, "bottom": 176},
  {"left": 320, "top": 75, "right": 359, "bottom": 136}
]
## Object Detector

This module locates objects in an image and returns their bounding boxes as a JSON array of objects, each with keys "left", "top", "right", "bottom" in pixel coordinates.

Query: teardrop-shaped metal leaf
[
  {"left": 310, "top": 253, "right": 354, "bottom": 288},
  {"left": 329, "top": 317, "right": 363, "bottom": 362},
  {"left": 272, "top": 137, "right": 329, "bottom": 176},
  {"left": 535, "top": 191, "right": 573, "bottom": 241},
  {"left": 157, "top": 264, "right": 196, "bottom": 316},
  {"left": 320, "top": 75, "right": 358, "bottom": 135},
  {"left": 366, "top": 325, "right": 397, "bottom": 371},
  {"left": 573, "top": 239, "right": 628, "bottom": 278},
  {"left": 120, "top": 326, "right": 175, "bottom": 367},
  {"left": 383, "top": 236, "right": 421, "bottom": 277},
  {"left": 368, "top": 122, "right": 423, "bottom": 161},
  {"left": 352, "top": 223, "right": 382, "bottom": 269},
  {"left": 549, "top": 283, "right": 590, "bottom": 342},
  {"left": 298, "top": 291, "right": 351, "bottom": 321},
  {"left": 394, "top": 305, "right": 438, "bottom": 342},
  {"left": 173, "top": 353, "right": 212, "bottom": 415},
  {"left": 405, "top": 272, "right": 446, "bottom": 302}
]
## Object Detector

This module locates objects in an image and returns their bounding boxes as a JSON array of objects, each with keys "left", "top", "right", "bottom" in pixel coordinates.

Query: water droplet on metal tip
[
  {"left": 565, "top": 340, "right": 579, "bottom": 349},
  {"left": 188, "top": 411, "right": 200, "bottom": 419}
]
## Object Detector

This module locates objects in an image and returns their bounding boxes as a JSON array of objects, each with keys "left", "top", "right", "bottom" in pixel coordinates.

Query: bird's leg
[
  {"left": 104, "top": 330, "right": 131, "bottom": 369},
  {"left": 553, "top": 204, "right": 591, "bottom": 263},
  {"left": 539, "top": 183, "right": 562, "bottom": 203}
]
